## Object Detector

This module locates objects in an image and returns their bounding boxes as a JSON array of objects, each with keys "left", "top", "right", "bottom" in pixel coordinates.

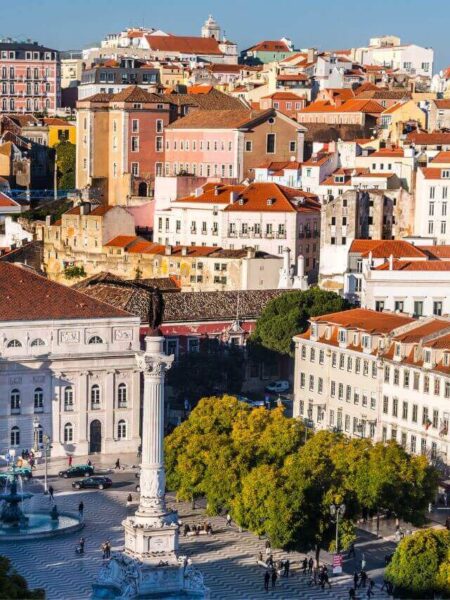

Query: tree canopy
[
  {"left": 55, "top": 141, "right": 76, "bottom": 190},
  {"left": 0, "top": 555, "right": 44, "bottom": 599},
  {"left": 166, "top": 398, "right": 437, "bottom": 562},
  {"left": 386, "top": 529, "right": 450, "bottom": 598},
  {"left": 250, "top": 289, "right": 351, "bottom": 356}
]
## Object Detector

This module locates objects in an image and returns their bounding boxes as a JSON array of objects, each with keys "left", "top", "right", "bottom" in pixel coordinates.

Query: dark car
[
  {"left": 72, "top": 476, "right": 112, "bottom": 490},
  {"left": 58, "top": 465, "right": 94, "bottom": 479}
]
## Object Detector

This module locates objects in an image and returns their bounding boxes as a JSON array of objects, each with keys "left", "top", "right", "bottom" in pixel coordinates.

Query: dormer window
[
  {"left": 267, "top": 198, "right": 275, "bottom": 206},
  {"left": 338, "top": 328, "right": 347, "bottom": 344},
  {"left": 424, "top": 349, "right": 432, "bottom": 364},
  {"left": 394, "top": 343, "right": 402, "bottom": 358},
  {"left": 335, "top": 175, "right": 345, "bottom": 183},
  {"left": 362, "top": 334, "right": 371, "bottom": 350},
  {"left": 444, "top": 353, "right": 450, "bottom": 367},
  {"left": 310, "top": 323, "right": 318, "bottom": 339},
  {"left": 325, "top": 326, "right": 331, "bottom": 340}
]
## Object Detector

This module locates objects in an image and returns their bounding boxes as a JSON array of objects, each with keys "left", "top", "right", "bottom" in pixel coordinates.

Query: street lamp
[
  {"left": 330, "top": 502, "right": 346, "bottom": 554},
  {"left": 33, "top": 416, "right": 40, "bottom": 453}
]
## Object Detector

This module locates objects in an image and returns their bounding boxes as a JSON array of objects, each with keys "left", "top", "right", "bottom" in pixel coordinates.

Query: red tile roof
[
  {"left": 0, "top": 262, "right": 131, "bottom": 322},
  {"left": 104, "top": 235, "right": 138, "bottom": 248},
  {"left": 430, "top": 151, "right": 450, "bottom": 164},
  {"left": 406, "top": 131, "right": 450, "bottom": 145},
  {"left": 375, "top": 260, "right": 450, "bottom": 271},
  {"left": 176, "top": 184, "right": 245, "bottom": 204},
  {"left": 310, "top": 307, "right": 414, "bottom": 334},
  {"left": 370, "top": 147, "right": 404, "bottom": 157},
  {"left": 418, "top": 245, "right": 450, "bottom": 259},
  {"left": 0, "top": 193, "right": 18, "bottom": 207},
  {"left": 420, "top": 167, "right": 450, "bottom": 180},
  {"left": 349, "top": 239, "right": 427, "bottom": 259},
  {"left": 393, "top": 319, "right": 450, "bottom": 342},
  {"left": 261, "top": 92, "right": 304, "bottom": 100},
  {"left": 247, "top": 40, "right": 292, "bottom": 53},
  {"left": 166, "top": 108, "right": 274, "bottom": 130},
  {"left": 434, "top": 100, "right": 450, "bottom": 109},
  {"left": 276, "top": 74, "right": 308, "bottom": 82}
]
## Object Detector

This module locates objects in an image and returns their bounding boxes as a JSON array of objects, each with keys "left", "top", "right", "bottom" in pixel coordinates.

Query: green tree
[
  {"left": 55, "top": 141, "right": 76, "bottom": 190},
  {"left": 386, "top": 529, "right": 450, "bottom": 598},
  {"left": 354, "top": 442, "right": 438, "bottom": 525},
  {"left": 0, "top": 555, "right": 44, "bottom": 599},
  {"left": 250, "top": 289, "right": 351, "bottom": 356}
]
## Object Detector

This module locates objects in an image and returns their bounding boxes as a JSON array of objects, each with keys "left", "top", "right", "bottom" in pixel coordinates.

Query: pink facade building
[{"left": 0, "top": 41, "right": 60, "bottom": 113}]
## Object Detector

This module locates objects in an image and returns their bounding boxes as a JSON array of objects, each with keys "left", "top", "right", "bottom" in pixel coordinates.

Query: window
[
  {"left": 34, "top": 388, "right": 44, "bottom": 410},
  {"left": 156, "top": 137, "right": 163, "bottom": 152},
  {"left": 403, "top": 370, "right": 410, "bottom": 388},
  {"left": 266, "top": 133, "right": 276, "bottom": 154},
  {"left": 117, "top": 420, "right": 127, "bottom": 439},
  {"left": 330, "top": 381, "right": 336, "bottom": 397},
  {"left": 413, "top": 372, "right": 420, "bottom": 390},
  {"left": 245, "top": 140, "right": 252, "bottom": 152},
  {"left": 410, "top": 435, "right": 416, "bottom": 454},
  {"left": 188, "top": 338, "right": 200, "bottom": 353},
  {"left": 64, "top": 423, "right": 73, "bottom": 443},
  {"left": 10, "top": 389, "right": 20, "bottom": 412},
  {"left": 310, "top": 347, "right": 315, "bottom": 362},
  {"left": 339, "top": 354, "right": 345, "bottom": 369},
  {"left": 383, "top": 396, "right": 389, "bottom": 414},
  {"left": 355, "top": 358, "right": 361, "bottom": 374},
  {"left": 156, "top": 119, "right": 164, "bottom": 133},
  {"left": 446, "top": 381, "right": 450, "bottom": 398},
  {"left": 118, "top": 383, "right": 127, "bottom": 408},
  {"left": 309, "top": 375, "right": 314, "bottom": 391},
  {"left": 10, "top": 427, "right": 20, "bottom": 447},
  {"left": 131, "top": 136, "right": 139, "bottom": 152},
  {"left": 392, "top": 397, "right": 398, "bottom": 417},
  {"left": 375, "top": 300, "right": 385, "bottom": 312},
  {"left": 338, "top": 383, "right": 344, "bottom": 400},
  {"left": 402, "top": 401, "right": 408, "bottom": 420},
  {"left": 394, "top": 300, "right": 404, "bottom": 313},
  {"left": 372, "top": 362, "right": 377, "bottom": 378},
  {"left": 7, "top": 339, "right": 22, "bottom": 348},
  {"left": 131, "top": 162, "right": 139, "bottom": 176},
  {"left": 346, "top": 385, "right": 351, "bottom": 402},
  {"left": 88, "top": 336, "right": 103, "bottom": 344},
  {"left": 430, "top": 186, "right": 436, "bottom": 200},
  {"left": 422, "top": 406, "right": 429, "bottom": 426},
  {"left": 91, "top": 384, "right": 100, "bottom": 409},
  {"left": 319, "top": 350, "right": 324, "bottom": 365},
  {"left": 318, "top": 377, "right": 323, "bottom": 394},
  {"left": 424, "top": 375, "right": 430, "bottom": 394},
  {"left": 31, "top": 338, "right": 45, "bottom": 347},
  {"left": 338, "top": 329, "right": 347, "bottom": 344},
  {"left": 433, "top": 301, "right": 443, "bottom": 316},
  {"left": 434, "top": 378, "right": 441, "bottom": 396},
  {"left": 413, "top": 301, "right": 423, "bottom": 318},
  {"left": 421, "top": 438, "right": 427, "bottom": 455},
  {"left": 64, "top": 387, "right": 73, "bottom": 410},
  {"left": 300, "top": 373, "right": 305, "bottom": 388},
  {"left": 289, "top": 141, "right": 296, "bottom": 153},
  {"left": 433, "top": 409, "right": 439, "bottom": 429}
]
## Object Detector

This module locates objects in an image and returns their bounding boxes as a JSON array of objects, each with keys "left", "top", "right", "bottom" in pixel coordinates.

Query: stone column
[{"left": 134, "top": 335, "right": 173, "bottom": 523}]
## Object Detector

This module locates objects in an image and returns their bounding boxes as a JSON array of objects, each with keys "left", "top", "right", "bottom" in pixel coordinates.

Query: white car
[{"left": 265, "top": 380, "right": 290, "bottom": 394}]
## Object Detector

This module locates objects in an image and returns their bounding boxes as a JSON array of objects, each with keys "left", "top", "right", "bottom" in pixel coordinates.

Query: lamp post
[
  {"left": 33, "top": 416, "right": 40, "bottom": 453},
  {"left": 43, "top": 434, "right": 50, "bottom": 494},
  {"left": 330, "top": 503, "right": 346, "bottom": 554}
]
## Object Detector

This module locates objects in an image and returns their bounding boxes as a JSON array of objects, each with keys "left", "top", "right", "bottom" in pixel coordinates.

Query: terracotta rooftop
[
  {"left": 418, "top": 245, "right": 450, "bottom": 260},
  {"left": 276, "top": 74, "right": 308, "bottom": 82},
  {"left": 223, "top": 182, "right": 320, "bottom": 213},
  {"left": 393, "top": 319, "right": 450, "bottom": 343},
  {"left": 145, "top": 35, "right": 223, "bottom": 56},
  {"left": 166, "top": 108, "right": 274, "bottom": 130},
  {"left": 261, "top": 92, "right": 304, "bottom": 100},
  {"left": 375, "top": 260, "right": 450, "bottom": 271},
  {"left": 0, "top": 262, "right": 131, "bottom": 322},
  {"left": 309, "top": 307, "right": 414, "bottom": 334},
  {"left": 349, "top": 239, "right": 427, "bottom": 259},
  {"left": 430, "top": 151, "right": 450, "bottom": 164},
  {"left": 246, "top": 40, "right": 292, "bottom": 53},
  {"left": 0, "top": 192, "right": 19, "bottom": 208},
  {"left": 433, "top": 100, "right": 450, "bottom": 109},
  {"left": 356, "top": 89, "right": 411, "bottom": 100},
  {"left": 420, "top": 167, "right": 450, "bottom": 180},
  {"left": 63, "top": 204, "right": 114, "bottom": 217},
  {"left": 299, "top": 99, "right": 384, "bottom": 114},
  {"left": 406, "top": 131, "right": 450, "bottom": 145},
  {"left": 369, "top": 147, "right": 404, "bottom": 157}
]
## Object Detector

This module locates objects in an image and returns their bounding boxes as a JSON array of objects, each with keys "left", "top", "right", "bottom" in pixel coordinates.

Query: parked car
[
  {"left": 265, "top": 380, "right": 290, "bottom": 394},
  {"left": 72, "top": 476, "right": 112, "bottom": 490},
  {"left": 136, "top": 483, "right": 141, "bottom": 493},
  {"left": 58, "top": 465, "right": 94, "bottom": 479}
]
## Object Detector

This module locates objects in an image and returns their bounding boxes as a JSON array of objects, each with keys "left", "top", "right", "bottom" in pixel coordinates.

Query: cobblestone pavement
[{"left": 0, "top": 475, "right": 391, "bottom": 600}]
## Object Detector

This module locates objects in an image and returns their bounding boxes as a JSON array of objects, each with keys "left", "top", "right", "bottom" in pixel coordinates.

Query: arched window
[
  {"left": 34, "top": 387, "right": 44, "bottom": 409},
  {"left": 91, "top": 384, "right": 100, "bottom": 409},
  {"left": 117, "top": 420, "right": 127, "bottom": 440},
  {"left": 64, "top": 386, "right": 73, "bottom": 410},
  {"left": 64, "top": 423, "right": 73, "bottom": 443},
  {"left": 88, "top": 336, "right": 103, "bottom": 345},
  {"left": 7, "top": 339, "right": 22, "bottom": 348},
  {"left": 118, "top": 383, "right": 127, "bottom": 408},
  {"left": 10, "top": 389, "right": 20, "bottom": 411},
  {"left": 10, "top": 426, "right": 20, "bottom": 446},
  {"left": 31, "top": 338, "right": 45, "bottom": 347}
]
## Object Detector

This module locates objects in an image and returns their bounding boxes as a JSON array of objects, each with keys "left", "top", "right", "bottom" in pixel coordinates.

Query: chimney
[
  {"left": 165, "top": 245, "right": 172, "bottom": 256},
  {"left": 388, "top": 254, "right": 394, "bottom": 270},
  {"left": 181, "top": 246, "right": 188, "bottom": 256},
  {"left": 334, "top": 95, "right": 342, "bottom": 108},
  {"left": 229, "top": 191, "right": 239, "bottom": 204},
  {"left": 80, "top": 201, "right": 91, "bottom": 215},
  {"left": 214, "top": 185, "right": 220, "bottom": 196},
  {"left": 307, "top": 48, "right": 315, "bottom": 63},
  {"left": 45, "top": 215, "right": 51, "bottom": 227},
  {"left": 368, "top": 251, "right": 373, "bottom": 267},
  {"left": 246, "top": 247, "right": 256, "bottom": 259},
  {"left": 297, "top": 254, "right": 305, "bottom": 277}
]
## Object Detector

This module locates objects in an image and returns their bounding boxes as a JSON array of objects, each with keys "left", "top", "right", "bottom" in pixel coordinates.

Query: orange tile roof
[
  {"left": 430, "top": 151, "right": 450, "bottom": 164},
  {"left": 299, "top": 99, "right": 384, "bottom": 114},
  {"left": 104, "top": 235, "right": 138, "bottom": 248},
  {"left": 261, "top": 92, "right": 304, "bottom": 100},
  {"left": 224, "top": 182, "right": 320, "bottom": 213},
  {"left": 188, "top": 85, "right": 214, "bottom": 95},
  {"left": 434, "top": 100, "right": 450, "bottom": 109},
  {"left": 349, "top": 239, "right": 427, "bottom": 259},
  {"left": 302, "top": 153, "right": 333, "bottom": 166},
  {"left": 256, "top": 160, "right": 302, "bottom": 171},
  {"left": 277, "top": 74, "right": 308, "bottom": 82},
  {"left": 176, "top": 184, "right": 246, "bottom": 204},
  {"left": 0, "top": 193, "right": 18, "bottom": 207},
  {"left": 420, "top": 167, "right": 450, "bottom": 180},
  {"left": 43, "top": 117, "right": 74, "bottom": 127},
  {"left": 394, "top": 319, "right": 450, "bottom": 343},
  {"left": 247, "top": 40, "right": 292, "bottom": 53},
  {"left": 375, "top": 260, "right": 450, "bottom": 271},
  {"left": 429, "top": 333, "right": 450, "bottom": 349},
  {"left": 166, "top": 108, "right": 274, "bottom": 130},
  {"left": 370, "top": 147, "right": 404, "bottom": 157},
  {"left": 310, "top": 307, "right": 414, "bottom": 334},
  {"left": 406, "top": 131, "right": 450, "bottom": 145},
  {"left": 146, "top": 35, "right": 223, "bottom": 56},
  {"left": 418, "top": 245, "right": 450, "bottom": 259}
]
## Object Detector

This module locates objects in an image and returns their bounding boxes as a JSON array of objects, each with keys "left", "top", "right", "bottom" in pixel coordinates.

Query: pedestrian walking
[
  {"left": 308, "top": 557, "right": 314, "bottom": 575},
  {"left": 68, "top": 455, "right": 73, "bottom": 467},
  {"left": 257, "top": 551, "right": 263, "bottom": 564},
  {"left": 126, "top": 493, "right": 133, "bottom": 506},
  {"left": 353, "top": 571, "right": 359, "bottom": 589},
  {"left": 106, "top": 540, "right": 111, "bottom": 558},
  {"left": 115, "top": 458, "right": 121, "bottom": 470},
  {"left": 87, "top": 459, "right": 92, "bottom": 467},
  {"left": 78, "top": 501, "right": 84, "bottom": 518},
  {"left": 349, "top": 588, "right": 356, "bottom": 599},
  {"left": 101, "top": 542, "right": 107, "bottom": 559},
  {"left": 302, "top": 557, "right": 308, "bottom": 575},
  {"left": 48, "top": 485, "right": 54, "bottom": 502},
  {"left": 226, "top": 513, "right": 232, "bottom": 527},
  {"left": 264, "top": 570, "right": 270, "bottom": 592},
  {"left": 284, "top": 558, "right": 290, "bottom": 577},
  {"left": 360, "top": 569, "right": 368, "bottom": 588},
  {"left": 271, "top": 569, "right": 277, "bottom": 588},
  {"left": 366, "top": 585, "right": 374, "bottom": 598}
]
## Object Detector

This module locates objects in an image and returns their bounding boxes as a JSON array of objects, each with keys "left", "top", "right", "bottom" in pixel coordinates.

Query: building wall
[
  {"left": 414, "top": 169, "right": 450, "bottom": 243},
  {"left": 0, "top": 316, "right": 141, "bottom": 458}
]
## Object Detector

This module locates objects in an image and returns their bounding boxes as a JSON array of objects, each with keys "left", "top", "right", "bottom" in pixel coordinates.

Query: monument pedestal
[{"left": 92, "top": 335, "right": 208, "bottom": 599}]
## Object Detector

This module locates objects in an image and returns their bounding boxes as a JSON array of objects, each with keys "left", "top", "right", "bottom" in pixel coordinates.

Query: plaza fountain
[{"left": 0, "top": 465, "right": 83, "bottom": 540}]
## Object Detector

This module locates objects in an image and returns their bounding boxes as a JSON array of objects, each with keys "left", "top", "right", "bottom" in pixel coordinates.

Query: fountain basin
[{"left": 0, "top": 511, "right": 84, "bottom": 541}]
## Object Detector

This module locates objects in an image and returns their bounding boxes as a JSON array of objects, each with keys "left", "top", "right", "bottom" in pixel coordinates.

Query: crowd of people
[{"left": 182, "top": 522, "right": 213, "bottom": 536}]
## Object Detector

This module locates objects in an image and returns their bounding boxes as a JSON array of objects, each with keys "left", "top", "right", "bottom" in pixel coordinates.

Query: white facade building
[
  {"left": 293, "top": 308, "right": 450, "bottom": 463},
  {"left": 0, "top": 262, "right": 141, "bottom": 458},
  {"left": 415, "top": 162, "right": 450, "bottom": 244},
  {"left": 356, "top": 37, "right": 434, "bottom": 79}
]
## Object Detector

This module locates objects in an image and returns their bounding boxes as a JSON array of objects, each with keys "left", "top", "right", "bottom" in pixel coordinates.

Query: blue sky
[{"left": 2, "top": 0, "right": 448, "bottom": 70}]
